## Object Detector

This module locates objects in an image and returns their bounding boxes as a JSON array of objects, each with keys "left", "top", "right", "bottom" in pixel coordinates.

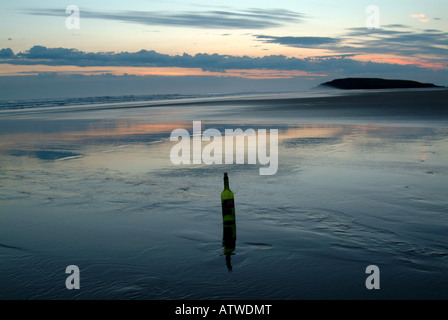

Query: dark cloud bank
[{"left": 1, "top": 45, "right": 444, "bottom": 76}]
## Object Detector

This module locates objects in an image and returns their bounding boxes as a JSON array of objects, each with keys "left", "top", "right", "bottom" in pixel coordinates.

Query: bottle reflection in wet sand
[
  {"left": 222, "top": 222, "right": 236, "bottom": 271},
  {"left": 221, "top": 172, "right": 236, "bottom": 271}
]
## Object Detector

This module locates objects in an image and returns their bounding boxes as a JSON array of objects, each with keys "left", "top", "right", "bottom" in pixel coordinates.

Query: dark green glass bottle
[
  {"left": 221, "top": 172, "right": 236, "bottom": 259},
  {"left": 221, "top": 172, "right": 236, "bottom": 224}
]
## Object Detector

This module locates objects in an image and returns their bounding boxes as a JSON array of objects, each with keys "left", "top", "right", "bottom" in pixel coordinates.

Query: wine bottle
[
  {"left": 221, "top": 172, "right": 236, "bottom": 225},
  {"left": 221, "top": 172, "right": 236, "bottom": 262}
]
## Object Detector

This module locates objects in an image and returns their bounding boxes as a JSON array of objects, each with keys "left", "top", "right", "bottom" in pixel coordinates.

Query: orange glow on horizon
[
  {"left": 354, "top": 55, "right": 447, "bottom": 70},
  {"left": 0, "top": 64, "right": 327, "bottom": 79}
]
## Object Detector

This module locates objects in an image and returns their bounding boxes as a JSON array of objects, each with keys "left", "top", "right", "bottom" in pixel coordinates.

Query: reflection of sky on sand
[
  {"left": 1, "top": 119, "right": 448, "bottom": 172},
  {"left": 1, "top": 119, "right": 447, "bottom": 199},
  {"left": 1, "top": 113, "right": 448, "bottom": 299}
]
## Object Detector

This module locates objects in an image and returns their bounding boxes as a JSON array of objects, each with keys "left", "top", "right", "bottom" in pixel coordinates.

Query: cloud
[
  {"left": 342, "top": 27, "right": 448, "bottom": 59},
  {"left": 25, "top": 7, "right": 304, "bottom": 29},
  {"left": 344, "top": 26, "right": 410, "bottom": 36},
  {"left": 0, "top": 48, "right": 14, "bottom": 58},
  {"left": 411, "top": 13, "right": 430, "bottom": 23},
  {"left": 382, "top": 24, "right": 409, "bottom": 29},
  {"left": 255, "top": 35, "right": 340, "bottom": 48},
  {"left": 256, "top": 26, "right": 448, "bottom": 66},
  {"left": 1, "top": 45, "right": 446, "bottom": 79},
  {"left": 0, "top": 45, "right": 364, "bottom": 72}
]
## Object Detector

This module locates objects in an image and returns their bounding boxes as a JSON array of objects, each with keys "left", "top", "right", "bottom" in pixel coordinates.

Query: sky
[{"left": 0, "top": 0, "right": 447, "bottom": 99}]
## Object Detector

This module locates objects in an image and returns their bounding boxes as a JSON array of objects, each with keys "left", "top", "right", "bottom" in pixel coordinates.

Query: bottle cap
[{"left": 224, "top": 172, "right": 228, "bottom": 178}]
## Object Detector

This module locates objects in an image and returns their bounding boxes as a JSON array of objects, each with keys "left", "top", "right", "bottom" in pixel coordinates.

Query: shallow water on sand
[{"left": 1, "top": 94, "right": 448, "bottom": 300}]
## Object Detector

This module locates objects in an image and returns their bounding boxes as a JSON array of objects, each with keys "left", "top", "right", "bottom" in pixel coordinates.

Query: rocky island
[{"left": 319, "top": 78, "right": 442, "bottom": 90}]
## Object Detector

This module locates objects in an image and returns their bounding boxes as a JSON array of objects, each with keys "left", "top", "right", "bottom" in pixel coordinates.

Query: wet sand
[{"left": 1, "top": 89, "right": 447, "bottom": 299}]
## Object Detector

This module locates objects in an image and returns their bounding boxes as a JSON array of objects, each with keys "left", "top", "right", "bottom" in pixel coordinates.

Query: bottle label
[{"left": 222, "top": 199, "right": 234, "bottom": 217}]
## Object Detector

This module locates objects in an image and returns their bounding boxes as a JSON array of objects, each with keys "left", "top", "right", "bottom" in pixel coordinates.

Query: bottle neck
[{"left": 224, "top": 177, "right": 230, "bottom": 190}]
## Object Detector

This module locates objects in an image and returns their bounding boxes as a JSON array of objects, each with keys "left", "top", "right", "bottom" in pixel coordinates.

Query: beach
[{"left": 1, "top": 88, "right": 447, "bottom": 300}]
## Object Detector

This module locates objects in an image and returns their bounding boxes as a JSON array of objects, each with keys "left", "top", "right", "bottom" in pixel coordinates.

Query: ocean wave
[{"left": 0, "top": 94, "right": 205, "bottom": 111}]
